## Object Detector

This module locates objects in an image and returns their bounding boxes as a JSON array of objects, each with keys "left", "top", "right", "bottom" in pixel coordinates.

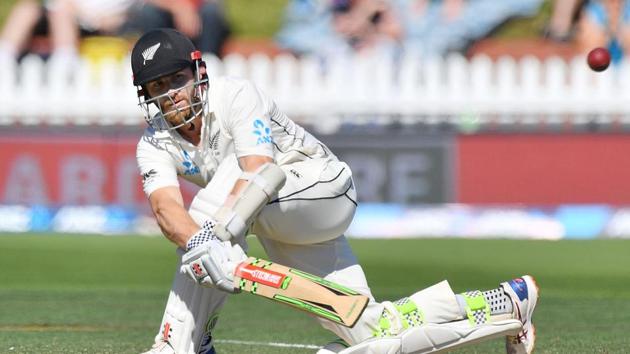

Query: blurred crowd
[
  {"left": 572, "top": 0, "right": 630, "bottom": 64},
  {"left": 0, "top": 0, "right": 230, "bottom": 66},
  {"left": 276, "top": 0, "right": 544, "bottom": 59},
  {"left": 2, "top": 0, "right": 630, "bottom": 66},
  {"left": 544, "top": 0, "right": 630, "bottom": 64},
  {"left": 277, "top": 0, "right": 630, "bottom": 63}
]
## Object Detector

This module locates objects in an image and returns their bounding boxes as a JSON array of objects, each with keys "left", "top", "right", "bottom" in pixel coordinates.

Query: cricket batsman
[{"left": 132, "top": 28, "right": 538, "bottom": 354}]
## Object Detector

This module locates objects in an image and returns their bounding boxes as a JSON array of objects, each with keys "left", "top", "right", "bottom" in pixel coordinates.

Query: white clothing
[
  {"left": 151, "top": 249, "right": 222, "bottom": 354},
  {"left": 186, "top": 152, "right": 377, "bottom": 347},
  {"left": 137, "top": 77, "right": 380, "bottom": 351},
  {"left": 136, "top": 76, "right": 330, "bottom": 197},
  {"left": 136, "top": 79, "right": 508, "bottom": 354},
  {"left": 45, "top": 0, "right": 136, "bottom": 31}
]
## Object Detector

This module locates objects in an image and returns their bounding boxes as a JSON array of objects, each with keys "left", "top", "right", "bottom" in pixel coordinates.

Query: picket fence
[{"left": 1, "top": 52, "right": 629, "bottom": 132}]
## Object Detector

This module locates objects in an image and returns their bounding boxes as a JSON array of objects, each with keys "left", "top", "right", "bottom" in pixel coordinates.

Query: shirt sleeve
[
  {"left": 224, "top": 80, "right": 275, "bottom": 159},
  {"left": 136, "top": 136, "right": 180, "bottom": 197}
]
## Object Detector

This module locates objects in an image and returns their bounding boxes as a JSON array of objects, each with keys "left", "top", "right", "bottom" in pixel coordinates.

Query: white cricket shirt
[{"left": 136, "top": 76, "right": 333, "bottom": 197}]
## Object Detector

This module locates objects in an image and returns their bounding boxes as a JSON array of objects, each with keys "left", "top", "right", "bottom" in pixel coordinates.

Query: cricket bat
[{"left": 233, "top": 257, "right": 369, "bottom": 327}]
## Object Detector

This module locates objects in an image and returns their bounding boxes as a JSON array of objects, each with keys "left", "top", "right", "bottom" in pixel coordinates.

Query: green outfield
[{"left": 0, "top": 234, "right": 629, "bottom": 353}]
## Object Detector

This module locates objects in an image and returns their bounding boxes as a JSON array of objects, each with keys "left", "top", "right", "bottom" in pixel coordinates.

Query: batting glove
[{"left": 181, "top": 220, "right": 247, "bottom": 293}]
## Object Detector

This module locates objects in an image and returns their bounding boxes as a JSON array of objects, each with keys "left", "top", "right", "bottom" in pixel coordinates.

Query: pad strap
[
  {"left": 462, "top": 291, "right": 491, "bottom": 326},
  {"left": 374, "top": 297, "right": 425, "bottom": 338}
]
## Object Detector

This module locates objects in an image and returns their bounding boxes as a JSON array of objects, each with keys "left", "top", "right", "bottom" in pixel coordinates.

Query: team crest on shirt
[
  {"left": 181, "top": 150, "right": 200, "bottom": 175},
  {"left": 253, "top": 119, "right": 272, "bottom": 145},
  {"left": 209, "top": 131, "right": 220, "bottom": 150}
]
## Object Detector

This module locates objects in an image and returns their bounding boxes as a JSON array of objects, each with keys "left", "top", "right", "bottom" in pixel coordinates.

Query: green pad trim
[
  {"left": 373, "top": 298, "right": 425, "bottom": 337},
  {"left": 463, "top": 291, "right": 490, "bottom": 325}
]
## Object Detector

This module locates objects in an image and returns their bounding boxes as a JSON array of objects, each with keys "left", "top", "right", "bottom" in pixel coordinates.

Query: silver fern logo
[{"left": 142, "top": 42, "right": 161, "bottom": 65}]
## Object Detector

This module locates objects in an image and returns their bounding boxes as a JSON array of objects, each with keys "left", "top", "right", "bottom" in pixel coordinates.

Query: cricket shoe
[{"left": 501, "top": 275, "right": 539, "bottom": 354}]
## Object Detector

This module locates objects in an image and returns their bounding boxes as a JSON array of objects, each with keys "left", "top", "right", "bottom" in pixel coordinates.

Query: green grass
[{"left": 1, "top": 234, "right": 629, "bottom": 353}]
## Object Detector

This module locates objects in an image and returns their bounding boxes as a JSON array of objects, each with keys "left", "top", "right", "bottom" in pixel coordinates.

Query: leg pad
[{"left": 340, "top": 318, "right": 522, "bottom": 354}]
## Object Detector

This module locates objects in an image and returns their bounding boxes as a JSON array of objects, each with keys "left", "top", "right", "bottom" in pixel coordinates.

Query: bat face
[{"left": 234, "top": 257, "right": 369, "bottom": 327}]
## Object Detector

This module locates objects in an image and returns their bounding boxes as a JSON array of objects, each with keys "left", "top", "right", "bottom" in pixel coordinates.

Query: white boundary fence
[{"left": 1, "top": 53, "right": 629, "bottom": 132}]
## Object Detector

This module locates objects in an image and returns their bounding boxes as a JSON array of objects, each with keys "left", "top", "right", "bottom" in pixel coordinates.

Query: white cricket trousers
[{"left": 152, "top": 155, "right": 386, "bottom": 353}]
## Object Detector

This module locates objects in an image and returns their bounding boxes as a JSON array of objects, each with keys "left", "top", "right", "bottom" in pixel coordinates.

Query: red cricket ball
[{"left": 587, "top": 47, "right": 611, "bottom": 72}]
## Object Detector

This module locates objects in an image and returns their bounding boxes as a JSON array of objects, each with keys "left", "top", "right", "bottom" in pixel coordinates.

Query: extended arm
[
  {"left": 148, "top": 186, "right": 200, "bottom": 249},
  {"left": 182, "top": 80, "right": 286, "bottom": 291},
  {"left": 147, "top": 185, "right": 247, "bottom": 293},
  {"left": 181, "top": 154, "right": 285, "bottom": 292}
]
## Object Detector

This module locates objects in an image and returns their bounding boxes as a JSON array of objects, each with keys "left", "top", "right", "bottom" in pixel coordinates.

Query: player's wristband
[{"left": 185, "top": 219, "right": 217, "bottom": 251}]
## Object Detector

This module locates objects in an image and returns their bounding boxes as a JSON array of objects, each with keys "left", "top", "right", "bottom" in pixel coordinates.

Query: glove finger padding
[{"left": 181, "top": 240, "right": 247, "bottom": 294}]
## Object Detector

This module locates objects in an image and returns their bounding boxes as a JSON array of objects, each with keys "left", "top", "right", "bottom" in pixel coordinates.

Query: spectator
[
  {"left": 331, "top": 0, "right": 403, "bottom": 53},
  {"left": 400, "top": 0, "right": 544, "bottom": 58},
  {"left": 47, "top": 0, "right": 136, "bottom": 64},
  {"left": 276, "top": 0, "right": 403, "bottom": 58},
  {"left": 51, "top": 0, "right": 231, "bottom": 58},
  {"left": 0, "top": 0, "right": 229, "bottom": 66},
  {"left": 126, "top": 0, "right": 230, "bottom": 57},
  {"left": 0, "top": 0, "right": 136, "bottom": 65},
  {"left": 575, "top": 0, "right": 630, "bottom": 64},
  {"left": 0, "top": 0, "right": 49, "bottom": 63},
  {"left": 277, "top": 0, "right": 544, "bottom": 60},
  {"left": 544, "top": 0, "right": 585, "bottom": 42}
]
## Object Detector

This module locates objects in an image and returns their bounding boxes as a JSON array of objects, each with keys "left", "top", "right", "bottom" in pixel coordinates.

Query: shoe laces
[{"left": 508, "top": 329, "right": 528, "bottom": 344}]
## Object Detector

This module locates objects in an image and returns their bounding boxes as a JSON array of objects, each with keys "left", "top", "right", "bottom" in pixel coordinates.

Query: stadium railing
[{"left": 1, "top": 53, "right": 629, "bottom": 132}]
